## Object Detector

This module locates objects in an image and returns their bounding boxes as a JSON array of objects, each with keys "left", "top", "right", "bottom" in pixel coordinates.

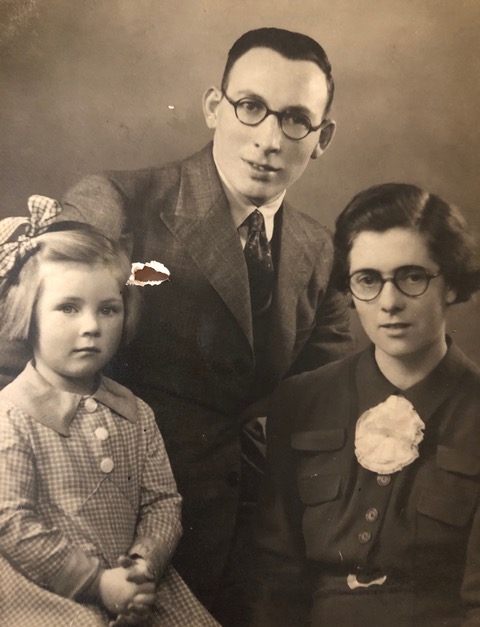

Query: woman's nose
[{"left": 378, "top": 280, "right": 405, "bottom": 312}]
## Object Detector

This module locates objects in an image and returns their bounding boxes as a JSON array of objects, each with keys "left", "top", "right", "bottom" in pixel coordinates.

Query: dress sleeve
[
  {"left": 128, "top": 399, "right": 182, "bottom": 580},
  {"left": 251, "top": 379, "right": 312, "bottom": 627},
  {"left": 461, "top": 500, "right": 480, "bottom": 625},
  {"left": 0, "top": 401, "right": 100, "bottom": 598}
]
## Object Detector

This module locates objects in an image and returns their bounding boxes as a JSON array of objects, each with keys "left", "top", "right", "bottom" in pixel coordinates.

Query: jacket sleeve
[
  {"left": 61, "top": 173, "right": 131, "bottom": 243},
  {"left": 128, "top": 399, "right": 182, "bottom": 581},
  {"left": 288, "top": 274, "right": 353, "bottom": 377},
  {"left": 251, "top": 378, "right": 312, "bottom": 627},
  {"left": 0, "top": 402, "right": 100, "bottom": 598}
]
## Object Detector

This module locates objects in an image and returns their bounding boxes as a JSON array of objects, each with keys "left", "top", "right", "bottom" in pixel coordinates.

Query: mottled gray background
[{"left": 1, "top": 0, "right": 479, "bottom": 361}]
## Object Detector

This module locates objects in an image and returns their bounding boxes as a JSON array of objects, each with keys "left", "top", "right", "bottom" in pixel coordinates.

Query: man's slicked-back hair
[{"left": 221, "top": 27, "right": 335, "bottom": 115}]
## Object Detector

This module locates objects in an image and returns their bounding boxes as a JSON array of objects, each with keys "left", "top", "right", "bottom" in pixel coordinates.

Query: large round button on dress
[
  {"left": 365, "top": 507, "right": 379, "bottom": 523},
  {"left": 376, "top": 474, "right": 391, "bottom": 486},
  {"left": 95, "top": 427, "right": 109, "bottom": 441},
  {"left": 100, "top": 458, "right": 114, "bottom": 473},
  {"left": 358, "top": 530, "right": 372, "bottom": 544},
  {"left": 84, "top": 398, "right": 98, "bottom": 413}
]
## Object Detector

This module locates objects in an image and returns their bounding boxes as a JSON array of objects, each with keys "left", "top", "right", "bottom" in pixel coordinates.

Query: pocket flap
[
  {"left": 417, "top": 491, "right": 473, "bottom": 527},
  {"left": 297, "top": 474, "right": 341, "bottom": 506},
  {"left": 437, "top": 445, "right": 480, "bottom": 476},
  {"left": 291, "top": 429, "right": 345, "bottom": 452}
]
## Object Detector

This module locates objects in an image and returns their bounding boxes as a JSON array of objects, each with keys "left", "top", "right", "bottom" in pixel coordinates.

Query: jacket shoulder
[{"left": 268, "top": 353, "right": 358, "bottom": 435}]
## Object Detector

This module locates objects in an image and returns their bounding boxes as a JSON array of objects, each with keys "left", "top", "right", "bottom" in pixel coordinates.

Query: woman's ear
[
  {"left": 203, "top": 87, "right": 222, "bottom": 129},
  {"left": 311, "top": 120, "right": 336, "bottom": 159},
  {"left": 446, "top": 286, "right": 457, "bottom": 305}
]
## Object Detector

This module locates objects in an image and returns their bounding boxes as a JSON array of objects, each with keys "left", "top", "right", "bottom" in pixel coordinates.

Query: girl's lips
[{"left": 74, "top": 347, "right": 101, "bottom": 353}]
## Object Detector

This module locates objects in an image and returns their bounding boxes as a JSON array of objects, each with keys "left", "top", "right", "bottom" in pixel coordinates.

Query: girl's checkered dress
[{"left": 0, "top": 363, "right": 218, "bottom": 626}]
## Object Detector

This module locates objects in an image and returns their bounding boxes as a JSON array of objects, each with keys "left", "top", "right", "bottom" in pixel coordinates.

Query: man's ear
[
  {"left": 311, "top": 120, "right": 336, "bottom": 160},
  {"left": 203, "top": 86, "right": 222, "bottom": 129}
]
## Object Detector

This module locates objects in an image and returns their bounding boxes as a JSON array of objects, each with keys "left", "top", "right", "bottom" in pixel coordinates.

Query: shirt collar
[
  {"left": 0, "top": 361, "right": 137, "bottom": 436},
  {"left": 213, "top": 155, "right": 285, "bottom": 239},
  {"left": 356, "top": 338, "right": 468, "bottom": 423}
]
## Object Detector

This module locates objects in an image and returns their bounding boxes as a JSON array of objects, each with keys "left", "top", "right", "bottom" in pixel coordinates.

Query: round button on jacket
[
  {"left": 95, "top": 427, "right": 109, "bottom": 441},
  {"left": 376, "top": 474, "right": 391, "bottom": 487},
  {"left": 100, "top": 458, "right": 114, "bottom": 473},
  {"left": 358, "top": 530, "right": 372, "bottom": 544},
  {"left": 84, "top": 397, "right": 98, "bottom": 413},
  {"left": 365, "top": 507, "right": 379, "bottom": 523}
]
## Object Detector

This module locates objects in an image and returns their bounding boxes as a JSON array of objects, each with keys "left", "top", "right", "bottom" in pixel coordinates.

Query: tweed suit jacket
[{"left": 0, "top": 143, "right": 352, "bottom": 604}]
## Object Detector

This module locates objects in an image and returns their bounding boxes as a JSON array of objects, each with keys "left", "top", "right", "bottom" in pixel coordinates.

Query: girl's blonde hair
[{"left": 1, "top": 223, "right": 140, "bottom": 345}]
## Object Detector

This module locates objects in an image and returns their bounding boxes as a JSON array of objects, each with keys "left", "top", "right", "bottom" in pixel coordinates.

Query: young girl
[
  {"left": 0, "top": 196, "right": 217, "bottom": 626},
  {"left": 253, "top": 183, "right": 480, "bottom": 626}
]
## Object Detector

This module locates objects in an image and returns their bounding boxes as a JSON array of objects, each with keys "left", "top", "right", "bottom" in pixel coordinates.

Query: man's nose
[
  {"left": 378, "top": 280, "right": 405, "bottom": 312},
  {"left": 253, "top": 113, "right": 283, "bottom": 152}
]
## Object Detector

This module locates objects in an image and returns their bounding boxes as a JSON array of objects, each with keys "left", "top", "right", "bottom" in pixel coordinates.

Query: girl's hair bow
[{"left": 0, "top": 195, "right": 62, "bottom": 280}]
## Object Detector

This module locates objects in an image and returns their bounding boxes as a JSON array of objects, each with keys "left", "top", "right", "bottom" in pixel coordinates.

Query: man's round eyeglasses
[
  {"left": 222, "top": 90, "right": 326, "bottom": 140},
  {"left": 349, "top": 266, "right": 441, "bottom": 301}
]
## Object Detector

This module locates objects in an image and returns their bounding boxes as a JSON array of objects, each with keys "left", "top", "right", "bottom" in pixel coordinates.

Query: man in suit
[{"left": 0, "top": 27, "right": 352, "bottom": 623}]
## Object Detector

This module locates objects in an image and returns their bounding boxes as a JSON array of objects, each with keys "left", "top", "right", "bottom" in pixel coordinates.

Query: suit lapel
[{"left": 159, "top": 145, "right": 253, "bottom": 346}]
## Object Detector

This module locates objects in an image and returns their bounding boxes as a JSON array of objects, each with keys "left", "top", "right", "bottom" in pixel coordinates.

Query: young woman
[
  {"left": 253, "top": 183, "right": 480, "bottom": 626},
  {"left": 0, "top": 196, "right": 217, "bottom": 626}
]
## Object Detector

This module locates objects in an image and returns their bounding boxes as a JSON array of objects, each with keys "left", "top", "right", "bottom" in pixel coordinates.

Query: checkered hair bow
[{"left": 0, "top": 195, "right": 62, "bottom": 280}]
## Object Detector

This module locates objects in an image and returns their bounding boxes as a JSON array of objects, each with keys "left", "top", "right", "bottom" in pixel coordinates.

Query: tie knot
[{"left": 244, "top": 209, "right": 264, "bottom": 233}]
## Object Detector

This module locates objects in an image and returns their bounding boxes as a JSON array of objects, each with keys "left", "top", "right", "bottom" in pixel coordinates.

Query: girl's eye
[
  {"left": 60, "top": 305, "right": 76, "bottom": 314},
  {"left": 100, "top": 305, "right": 121, "bottom": 316}
]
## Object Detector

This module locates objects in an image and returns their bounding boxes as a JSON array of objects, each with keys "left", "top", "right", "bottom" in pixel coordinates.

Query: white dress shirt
[{"left": 214, "top": 159, "right": 285, "bottom": 248}]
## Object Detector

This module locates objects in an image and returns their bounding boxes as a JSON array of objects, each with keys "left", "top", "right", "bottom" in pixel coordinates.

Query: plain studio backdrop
[{"left": 1, "top": 0, "right": 479, "bottom": 362}]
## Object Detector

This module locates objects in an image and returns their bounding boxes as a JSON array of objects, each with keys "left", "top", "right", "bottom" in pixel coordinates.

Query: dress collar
[
  {"left": 356, "top": 338, "right": 468, "bottom": 423},
  {"left": 0, "top": 361, "right": 137, "bottom": 436}
]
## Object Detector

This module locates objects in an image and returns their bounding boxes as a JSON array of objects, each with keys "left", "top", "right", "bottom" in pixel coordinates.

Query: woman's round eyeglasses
[
  {"left": 349, "top": 265, "right": 441, "bottom": 301},
  {"left": 222, "top": 90, "right": 326, "bottom": 140}
]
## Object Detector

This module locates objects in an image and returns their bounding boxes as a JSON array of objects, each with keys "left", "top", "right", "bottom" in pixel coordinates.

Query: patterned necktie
[{"left": 243, "top": 209, "right": 274, "bottom": 315}]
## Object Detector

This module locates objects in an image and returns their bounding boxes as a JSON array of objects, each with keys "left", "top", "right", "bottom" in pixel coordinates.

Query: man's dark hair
[
  {"left": 221, "top": 27, "right": 335, "bottom": 116},
  {"left": 333, "top": 183, "right": 480, "bottom": 305}
]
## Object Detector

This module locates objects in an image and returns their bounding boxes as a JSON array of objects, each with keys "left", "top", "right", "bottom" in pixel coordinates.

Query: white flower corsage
[{"left": 355, "top": 395, "right": 425, "bottom": 474}]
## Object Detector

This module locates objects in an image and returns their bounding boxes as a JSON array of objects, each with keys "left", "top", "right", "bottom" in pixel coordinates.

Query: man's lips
[{"left": 244, "top": 159, "right": 281, "bottom": 173}]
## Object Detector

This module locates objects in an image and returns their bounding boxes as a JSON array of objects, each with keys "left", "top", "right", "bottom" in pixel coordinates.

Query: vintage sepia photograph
[{"left": 1, "top": 1, "right": 480, "bottom": 625}]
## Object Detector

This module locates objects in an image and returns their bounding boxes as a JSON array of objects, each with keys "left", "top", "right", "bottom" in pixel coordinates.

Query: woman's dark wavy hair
[{"left": 333, "top": 183, "right": 480, "bottom": 304}]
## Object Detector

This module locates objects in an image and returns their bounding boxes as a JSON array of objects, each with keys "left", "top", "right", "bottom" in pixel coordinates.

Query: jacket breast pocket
[
  {"left": 417, "top": 445, "right": 480, "bottom": 527},
  {"left": 292, "top": 429, "right": 345, "bottom": 558}
]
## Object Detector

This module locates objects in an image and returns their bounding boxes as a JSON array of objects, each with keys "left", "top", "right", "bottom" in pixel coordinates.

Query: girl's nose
[
  {"left": 254, "top": 113, "right": 282, "bottom": 153},
  {"left": 81, "top": 312, "right": 101, "bottom": 335},
  {"left": 378, "top": 280, "right": 405, "bottom": 312}
]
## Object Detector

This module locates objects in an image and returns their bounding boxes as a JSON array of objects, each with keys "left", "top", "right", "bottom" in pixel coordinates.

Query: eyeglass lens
[
  {"left": 233, "top": 98, "right": 313, "bottom": 139},
  {"left": 349, "top": 266, "right": 436, "bottom": 300}
]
